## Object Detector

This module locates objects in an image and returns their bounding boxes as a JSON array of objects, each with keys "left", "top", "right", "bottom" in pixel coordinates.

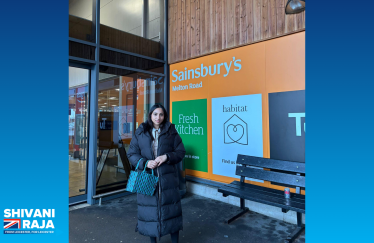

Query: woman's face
[{"left": 151, "top": 108, "right": 164, "bottom": 128}]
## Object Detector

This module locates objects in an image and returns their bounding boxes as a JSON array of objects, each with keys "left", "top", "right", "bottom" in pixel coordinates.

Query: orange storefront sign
[{"left": 170, "top": 32, "right": 305, "bottom": 193}]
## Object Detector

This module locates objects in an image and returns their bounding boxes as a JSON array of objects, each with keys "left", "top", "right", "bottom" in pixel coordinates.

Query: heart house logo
[{"left": 224, "top": 114, "right": 248, "bottom": 145}]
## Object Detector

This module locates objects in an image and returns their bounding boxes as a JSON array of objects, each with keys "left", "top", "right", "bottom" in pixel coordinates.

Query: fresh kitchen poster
[
  {"left": 211, "top": 94, "right": 263, "bottom": 178},
  {"left": 172, "top": 99, "right": 208, "bottom": 172}
]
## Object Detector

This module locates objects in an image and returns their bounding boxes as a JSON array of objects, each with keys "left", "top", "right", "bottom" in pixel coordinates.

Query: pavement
[{"left": 69, "top": 192, "right": 305, "bottom": 243}]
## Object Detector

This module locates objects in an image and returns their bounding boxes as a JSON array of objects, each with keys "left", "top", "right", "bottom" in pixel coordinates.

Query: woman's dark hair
[{"left": 147, "top": 104, "right": 169, "bottom": 129}]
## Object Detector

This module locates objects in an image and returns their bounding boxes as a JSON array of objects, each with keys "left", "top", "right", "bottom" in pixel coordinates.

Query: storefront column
[{"left": 87, "top": 0, "right": 100, "bottom": 205}]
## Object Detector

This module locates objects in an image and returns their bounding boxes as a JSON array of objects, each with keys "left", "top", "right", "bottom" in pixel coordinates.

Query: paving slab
[{"left": 69, "top": 193, "right": 305, "bottom": 243}]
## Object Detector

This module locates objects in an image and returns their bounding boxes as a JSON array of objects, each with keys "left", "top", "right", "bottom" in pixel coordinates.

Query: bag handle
[
  {"left": 135, "top": 158, "right": 143, "bottom": 170},
  {"left": 142, "top": 160, "right": 154, "bottom": 176},
  {"left": 143, "top": 160, "right": 149, "bottom": 171},
  {"left": 135, "top": 159, "right": 154, "bottom": 176}
]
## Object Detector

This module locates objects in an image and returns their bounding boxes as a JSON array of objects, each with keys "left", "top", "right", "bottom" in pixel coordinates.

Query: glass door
[
  {"left": 95, "top": 70, "right": 164, "bottom": 194},
  {"left": 69, "top": 66, "right": 90, "bottom": 204}
]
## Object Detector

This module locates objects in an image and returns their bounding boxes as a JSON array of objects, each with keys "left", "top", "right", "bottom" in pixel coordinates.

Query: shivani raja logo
[{"left": 3, "top": 209, "right": 55, "bottom": 234}]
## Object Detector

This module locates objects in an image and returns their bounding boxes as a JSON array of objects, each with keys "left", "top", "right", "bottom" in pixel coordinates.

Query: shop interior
[{"left": 69, "top": 66, "right": 164, "bottom": 198}]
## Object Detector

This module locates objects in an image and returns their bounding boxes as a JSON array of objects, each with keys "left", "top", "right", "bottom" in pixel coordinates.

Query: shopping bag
[
  {"left": 126, "top": 159, "right": 159, "bottom": 196},
  {"left": 125, "top": 159, "right": 141, "bottom": 193}
]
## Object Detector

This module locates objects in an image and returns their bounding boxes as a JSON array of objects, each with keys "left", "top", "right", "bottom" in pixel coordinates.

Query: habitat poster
[{"left": 211, "top": 94, "right": 263, "bottom": 179}]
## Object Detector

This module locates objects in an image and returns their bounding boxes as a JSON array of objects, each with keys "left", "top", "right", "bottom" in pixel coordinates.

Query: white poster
[{"left": 212, "top": 94, "right": 263, "bottom": 180}]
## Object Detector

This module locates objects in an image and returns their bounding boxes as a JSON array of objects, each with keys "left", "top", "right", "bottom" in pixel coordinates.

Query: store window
[
  {"left": 100, "top": 0, "right": 163, "bottom": 59},
  {"left": 69, "top": 0, "right": 94, "bottom": 42},
  {"left": 95, "top": 69, "right": 164, "bottom": 194},
  {"left": 69, "top": 67, "right": 89, "bottom": 198}
]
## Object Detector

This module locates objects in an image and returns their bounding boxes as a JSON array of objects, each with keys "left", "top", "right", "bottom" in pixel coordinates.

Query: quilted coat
[{"left": 127, "top": 121, "right": 186, "bottom": 239}]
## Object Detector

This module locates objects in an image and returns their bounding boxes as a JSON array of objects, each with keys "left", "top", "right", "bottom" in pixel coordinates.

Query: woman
[{"left": 127, "top": 104, "right": 185, "bottom": 243}]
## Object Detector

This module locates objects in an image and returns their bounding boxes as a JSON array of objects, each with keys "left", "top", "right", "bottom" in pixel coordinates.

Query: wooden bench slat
[
  {"left": 224, "top": 183, "right": 305, "bottom": 204},
  {"left": 222, "top": 184, "right": 305, "bottom": 207},
  {"left": 237, "top": 154, "right": 305, "bottom": 173},
  {"left": 218, "top": 185, "right": 305, "bottom": 213},
  {"left": 230, "top": 181, "right": 305, "bottom": 201},
  {"left": 218, "top": 186, "right": 305, "bottom": 213},
  {"left": 227, "top": 181, "right": 305, "bottom": 204},
  {"left": 236, "top": 167, "right": 305, "bottom": 187}
]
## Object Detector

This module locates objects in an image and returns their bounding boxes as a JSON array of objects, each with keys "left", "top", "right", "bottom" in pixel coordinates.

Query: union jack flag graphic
[{"left": 4, "top": 219, "right": 21, "bottom": 229}]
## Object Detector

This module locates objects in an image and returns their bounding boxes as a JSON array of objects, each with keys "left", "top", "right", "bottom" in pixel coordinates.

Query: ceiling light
[
  {"left": 285, "top": 0, "right": 305, "bottom": 14},
  {"left": 101, "top": 106, "right": 106, "bottom": 107},
  {"left": 112, "top": 105, "right": 117, "bottom": 106},
  {"left": 115, "top": 89, "right": 120, "bottom": 91},
  {"left": 109, "top": 97, "right": 117, "bottom": 100},
  {"left": 104, "top": 103, "right": 107, "bottom": 104}
]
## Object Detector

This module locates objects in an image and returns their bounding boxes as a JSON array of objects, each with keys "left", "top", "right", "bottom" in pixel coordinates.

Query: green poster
[{"left": 172, "top": 99, "right": 208, "bottom": 172}]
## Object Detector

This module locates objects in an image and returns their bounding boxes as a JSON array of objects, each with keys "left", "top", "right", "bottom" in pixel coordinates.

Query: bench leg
[
  {"left": 225, "top": 198, "right": 249, "bottom": 224},
  {"left": 226, "top": 207, "right": 249, "bottom": 224},
  {"left": 284, "top": 212, "right": 305, "bottom": 243}
]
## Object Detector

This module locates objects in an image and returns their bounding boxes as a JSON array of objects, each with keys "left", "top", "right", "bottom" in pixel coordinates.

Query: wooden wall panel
[
  {"left": 168, "top": 0, "right": 172, "bottom": 61},
  {"left": 221, "top": 0, "right": 226, "bottom": 49},
  {"left": 276, "top": 0, "right": 285, "bottom": 35},
  {"left": 268, "top": 0, "right": 276, "bottom": 37},
  {"left": 201, "top": 0, "right": 206, "bottom": 55},
  {"left": 227, "top": 0, "right": 235, "bottom": 48},
  {"left": 195, "top": 0, "right": 200, "bottom": 56},
  {"left": 296, "top": 8, "right": 305, "bottom": 30},
  {"left": 253, "top": 0, "right": 261, "bottom": 41},
  {"left": 191, "top": 0, "right": 196, "bottom": 58},
  {"left": 169, "top": 0, "right": 305, "bottom": 64},
  {"left": 284, "top": 0, "right": 295, "bottom": 33},
  {"left": 175, "top": 0, "right": 179, "bottom": 61},
  {"left": 261, "top": 0, "right": 268, "bottom": 39},
  {"left": 171, "top": 0, "right": 175, "bottom": 62},
  {"left": 240, "top": 0, "right": 247, "bottom": 44},
  {"left": 302, "top": 11, "right": 305, "bottom": 29},
  {"left": 234, "top": 0, "right": 240, "bottom": 46},
  {"left": 177, "top": 0, "right": 182, "bottom": 61},
  {"left": 206, "top": 0, "right": 211, "bottom": 53},
  {"left": 210, "top": 0, "right": 216, "bottom": 52},
  {"left": 181, "top": 0, "right": 186, "bottom": 59},
  {"left": 246, "top": 0, "right": 254, "bottom": 43}
]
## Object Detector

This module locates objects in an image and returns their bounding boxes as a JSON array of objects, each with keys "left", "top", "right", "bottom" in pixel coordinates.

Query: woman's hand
[
  {"left": 146, "top": 160, "right": 158, "bottom": 169},
  {"left": 155, "top": 155, "right": 168, "bottom": 167}
]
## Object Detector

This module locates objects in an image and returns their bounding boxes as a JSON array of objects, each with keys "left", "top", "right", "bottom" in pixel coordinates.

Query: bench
[{"left": 218, "top": 154, "right": 305, "bottom": 243}]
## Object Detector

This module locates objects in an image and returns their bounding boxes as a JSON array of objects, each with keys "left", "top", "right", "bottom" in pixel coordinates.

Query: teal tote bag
[{"left": 126, "top": 159, "right": 159, "bottom": 196}]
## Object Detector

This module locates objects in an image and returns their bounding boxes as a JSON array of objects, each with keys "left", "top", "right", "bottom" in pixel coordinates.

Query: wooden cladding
[
  {"left": 100, "top": 25, "right": 162, "bottom": 60},
  {"left": 69, "top": 15, "right": 162, "bottom": 60},
  {"left": 168, "top": 0, "right": 305, "bottom": 64}
]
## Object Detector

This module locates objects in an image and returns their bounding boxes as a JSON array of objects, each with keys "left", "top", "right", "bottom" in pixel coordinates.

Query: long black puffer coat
[{"left": 127, "top": 121, "right": 186, "bottom": 239}]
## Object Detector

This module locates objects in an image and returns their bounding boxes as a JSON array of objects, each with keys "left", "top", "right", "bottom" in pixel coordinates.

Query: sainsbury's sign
[{"left": 171, "top": 57, "right": 242, "bottom": 82}]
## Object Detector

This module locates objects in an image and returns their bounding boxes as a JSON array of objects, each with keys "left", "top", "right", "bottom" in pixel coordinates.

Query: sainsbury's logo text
[{"left": 171, "top": 57, "right": 241, "bottom": 82}]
